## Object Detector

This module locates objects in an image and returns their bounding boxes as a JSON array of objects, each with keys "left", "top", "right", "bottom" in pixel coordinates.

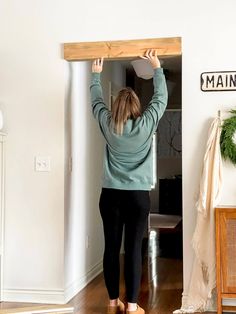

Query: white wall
[
  {"left": 64, "top": 61, "right": 112, "bottom": 301},
  {"left": 0, "top": 0, "right": 236, "bottom": 305},
  {"left": 0, "top": 0, "right": 65, "bottom": 303}
]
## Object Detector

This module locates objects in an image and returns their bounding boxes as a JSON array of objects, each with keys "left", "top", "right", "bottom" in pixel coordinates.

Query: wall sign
[{"left": 201, "top": 71, "right": 236, "bottom": 92}]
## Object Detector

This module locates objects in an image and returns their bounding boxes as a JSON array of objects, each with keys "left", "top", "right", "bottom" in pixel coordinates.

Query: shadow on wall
[{"left": 64, "top": 61, "right": 104, "bottom": 300}]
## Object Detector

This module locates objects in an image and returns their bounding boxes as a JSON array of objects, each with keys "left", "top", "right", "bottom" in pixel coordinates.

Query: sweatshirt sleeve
[
  {"left": 90, "top": 72, "right": 110, "bottom": 125},
  {"left": 143, "top": 68, "right": 168, "bottom": 131}
]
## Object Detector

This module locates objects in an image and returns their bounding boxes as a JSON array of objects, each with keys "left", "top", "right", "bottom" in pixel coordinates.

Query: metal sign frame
[{"left": 201, "top": 71, "right": 236, "bottom": 92}]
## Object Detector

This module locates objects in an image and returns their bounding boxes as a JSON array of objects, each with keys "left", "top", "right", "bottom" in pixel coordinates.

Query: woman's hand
[
  {"left": 140, "top": 49, "right": 161, "bottom": 69},
  {"left": 92, "top": 58, "right": 104, "bottom": 73}
]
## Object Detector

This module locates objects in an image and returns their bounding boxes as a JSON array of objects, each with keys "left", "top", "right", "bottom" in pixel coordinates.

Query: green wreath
[{"left": 220, "top": 109, "right": 236, "bottom": 165}]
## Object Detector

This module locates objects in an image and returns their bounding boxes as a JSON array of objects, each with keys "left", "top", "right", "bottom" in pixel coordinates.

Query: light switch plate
[{"left": 35, "top": 156, "right": 51, "bottom": 172}]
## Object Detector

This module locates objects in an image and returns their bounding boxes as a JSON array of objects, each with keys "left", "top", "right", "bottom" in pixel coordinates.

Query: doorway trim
[{"left": 63, "top": 37, "right": 181, "bottom": 61}]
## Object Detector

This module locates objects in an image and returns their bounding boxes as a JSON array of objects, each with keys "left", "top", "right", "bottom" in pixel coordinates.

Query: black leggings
[{"left": 99, "top": 188, "right": 150, "bottom": 303}]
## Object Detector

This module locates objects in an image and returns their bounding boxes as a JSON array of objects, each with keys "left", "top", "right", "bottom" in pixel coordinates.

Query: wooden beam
[{"left": 64, "top": 37, "right": 181, "bottom": 61}]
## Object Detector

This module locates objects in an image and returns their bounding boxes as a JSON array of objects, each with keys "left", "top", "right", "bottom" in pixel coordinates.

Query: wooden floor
[
  {"left": 68, "top": 256, "right": 183, "bottom": 314},
  {"left": 0, "top": 232, "right": 216, "bottom": 314}
]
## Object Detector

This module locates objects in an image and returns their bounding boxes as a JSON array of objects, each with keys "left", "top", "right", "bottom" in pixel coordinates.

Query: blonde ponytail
[{"left": 111, "top": 88, "right": 141, "bottom": 135}]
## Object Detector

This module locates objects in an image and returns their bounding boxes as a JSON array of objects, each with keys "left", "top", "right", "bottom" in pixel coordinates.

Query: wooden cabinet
[
  {"left": 215, "top": 206, "right": 236, "bottom": 314},
  {"left": 0, "top": 132, "right": 6, "bottom": 301}
]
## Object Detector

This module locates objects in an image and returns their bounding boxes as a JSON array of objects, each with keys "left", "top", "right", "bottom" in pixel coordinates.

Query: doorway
[
  {"left": 63, "top": 36, "right": 183, "bottom": 298},
  {"left": 124, "top": 56, "right": 182, "bottom": 260},
  {"left": 102, "top": 56, "right": 182, "bottom": 260}
]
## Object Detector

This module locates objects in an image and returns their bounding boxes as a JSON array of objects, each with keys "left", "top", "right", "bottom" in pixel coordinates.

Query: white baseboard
[
  {"left": 0, "top": 305, "right": 74, "bottom": 314},
  {"left": 2, "top": 260, "right": 103, "bottom": 304},
  {"left": 64, "top": 259, "right": 103, "bottom": 303},
  {"left": 2, "top": 288, "right": 65, "bottom": 304}
]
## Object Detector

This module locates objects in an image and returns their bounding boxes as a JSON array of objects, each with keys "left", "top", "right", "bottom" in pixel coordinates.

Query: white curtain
[{"left": 174, "top": 117, "right": 222, "bottom": 313}]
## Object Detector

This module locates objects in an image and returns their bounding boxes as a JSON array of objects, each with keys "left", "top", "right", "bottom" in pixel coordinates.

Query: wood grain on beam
[{"left": 64, "top": 37, "right": 181, "bottom": 61}]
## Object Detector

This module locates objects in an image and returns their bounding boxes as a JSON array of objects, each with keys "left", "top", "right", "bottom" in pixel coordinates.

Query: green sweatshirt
[{"left": 90, "top": 68, "right": 168, "bottom": 191}]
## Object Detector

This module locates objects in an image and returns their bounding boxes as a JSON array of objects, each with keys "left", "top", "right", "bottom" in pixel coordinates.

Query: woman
[{"left": 90, "top": 49, "right": 168, "bottom": 314}]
